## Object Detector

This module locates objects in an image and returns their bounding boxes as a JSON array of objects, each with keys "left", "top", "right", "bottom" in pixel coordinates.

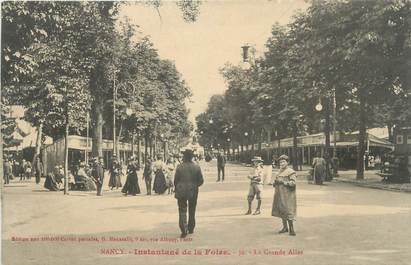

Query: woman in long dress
[
  {"left": 122, "top": 157, "right": 141, "bottom": 196},
  {"left": 312, "top": 153, "right": 326, "bottom": 185},
  {"left": 109, "top": 156, "right": 122, "bottom": 189},
  {"left": 152, "top": 155, "right": 167, "bottom": 194},
  {"left": 272, "top": 155, "right": 297, "bottom": 236},
  {"left": 165, "top": 158, "right": 176, "bottom": 194}
]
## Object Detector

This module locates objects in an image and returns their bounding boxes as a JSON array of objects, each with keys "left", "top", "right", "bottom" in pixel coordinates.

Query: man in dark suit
[
  {"left": 174, "top": 148, "right": 204, "bottom": 238},
  {"left": 34, "top": 156, "right": 44, "bottom": 184},
  {"left": 3, "top": 158, "right": 12, "bottom": 184},
  {"left": 92, "top": 157, "right": 105, "bottom": 196},
  {"left": 217, "top": 152, "right": 226, "bottom": 182}
]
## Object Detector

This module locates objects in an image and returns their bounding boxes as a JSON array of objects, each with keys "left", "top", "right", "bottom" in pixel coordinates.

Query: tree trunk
[
  {"left": 292, "top": 121, "right": 298, "bottom": 171},
  {"left": 387, "top": 123, "right": 393, "bottom": 143},
  {"left": 131, "top": 133, "right": 135, "bottom": 157},
  {"left": 32, "top": 122, "right": 43, "bottom": 167},
  {"left": 137, "top": 134, "right": 141, "bottom": 167},
  {"left": 324, "top": 97, "right": 331, "bottom": 180},
  {"left": 34, "top": 122, "right": 43, "bottom": 158},
  {"left": 116, "top": 121, "right": 123, "bottom": 157},
  {"left": 144, "top": 131, "right": 149, "bottom": 162},
  {"left": 356, "top": 90, "right": 367, "bottom": 180},
  {"left": 92, "top": 99, "right": 104, "bottom": 158},
  {"left": 64, "top": 120, "right": 69, "bottom": 195}
]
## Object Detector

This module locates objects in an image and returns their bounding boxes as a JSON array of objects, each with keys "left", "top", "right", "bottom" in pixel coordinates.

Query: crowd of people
[{"left": 3, "top": 149, "right": 340, "bottom": 238}]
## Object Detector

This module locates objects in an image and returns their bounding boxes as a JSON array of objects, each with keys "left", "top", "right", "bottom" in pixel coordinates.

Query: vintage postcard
[{"left": 2, "top": 1, "right": 411, "bottom": 265}]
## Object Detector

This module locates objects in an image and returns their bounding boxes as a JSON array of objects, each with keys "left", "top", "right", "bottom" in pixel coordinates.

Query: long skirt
[
  {"left": 272, "top": 184, "right": 296, "bottom": 221},
  {"left": 313, "top": 164, "right": 325, "bottom": 185},
  {"left": 122, "top": 172, "right": 140, "bottom": 195},
  {"left": 109, "top": 172, "right": 122, "bottom": 188},
  {"left": 153, "top": 170, "right": 167, "bottom": 194}
]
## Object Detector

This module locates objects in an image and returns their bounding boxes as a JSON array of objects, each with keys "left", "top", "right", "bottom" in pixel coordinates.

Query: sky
[{"left": 120, "top": 0, "right": 309, "bottom": 122}]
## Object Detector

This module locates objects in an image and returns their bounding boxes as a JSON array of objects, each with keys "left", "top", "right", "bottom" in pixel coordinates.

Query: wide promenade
[{"left": 2, "top": 160, "right": 410, "bottom": 265}]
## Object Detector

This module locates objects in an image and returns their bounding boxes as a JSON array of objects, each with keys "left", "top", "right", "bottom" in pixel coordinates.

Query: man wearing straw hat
[{"left": 245, "top": 156, "right": 264, "bottom": 215}]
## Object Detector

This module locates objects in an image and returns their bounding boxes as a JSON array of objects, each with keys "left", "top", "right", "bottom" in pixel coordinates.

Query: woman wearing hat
[
  {"left": 152, "top": 154, "right": 168, "bottom": 195},
  {"left": 272, "top": 155, "right": 297, "bottom": 236},
  {"left": 245, "top": 156, "right": 264, "bottom": 215},
  {"left": 109, "top": 155, "right": 122, "bottom": 190},
  {"left": 122, "top": 156, "right": 141, "bottom": 196}
]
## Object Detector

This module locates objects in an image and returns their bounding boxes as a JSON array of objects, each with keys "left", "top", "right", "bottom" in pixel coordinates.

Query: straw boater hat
[
  {"left": 278, "top": 154, "right": 289, "bottom": 162},
  {"left": 251, "top": 156, "right": 264, "bottom": 163}
]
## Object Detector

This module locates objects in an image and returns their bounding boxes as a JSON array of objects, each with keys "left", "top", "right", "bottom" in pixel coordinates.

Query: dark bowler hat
[{"left": 181, "top": 147, "right": 194, "bottom": 156}]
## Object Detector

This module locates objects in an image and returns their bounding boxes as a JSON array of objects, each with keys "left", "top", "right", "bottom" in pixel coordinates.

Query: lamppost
[
  {"left": 315, "top": 89, "right": 337, "bottom": 180},
  {"left": 316, "top": 91, "right": 337, "bottom": 158},
  {"left": 244, "top": 131, "right": 249, "bottom": 151}
]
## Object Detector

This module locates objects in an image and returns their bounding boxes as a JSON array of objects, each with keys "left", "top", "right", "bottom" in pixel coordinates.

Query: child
[{"left": 245, "top": 156, "right": 264, "bottom": 215}]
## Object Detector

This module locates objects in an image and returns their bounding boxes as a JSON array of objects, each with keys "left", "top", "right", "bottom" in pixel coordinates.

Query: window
[
  {"left": 396, "top": 135, "right": 404, "bottom": 144},
  {"left": 407, "top": 135, "right": 411, "bottom": 144}
]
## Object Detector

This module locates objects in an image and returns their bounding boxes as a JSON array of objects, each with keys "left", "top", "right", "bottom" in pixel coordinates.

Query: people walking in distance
[
  {"left": 24, "top": 159, "right": 32, "bottom": 180},
  {"left": 92, "top": 157, "right": 105, "bottom": 196},
  {"left": 33, "top": 155, "right": 44, "bottom": 184},
  {"left": 142, "top": 157, "right": 153, "bottom": 195},
  {"left": 272, "top": 155, "right": 297, "bottom": 236},
  {"left": 174, "top": 148, "right": 204, "bottom": 238},
  {"left": 245, "top": 156, "right": 264, "bottom": 215},
  {"left": 312, "top": 152, "right": 326, "bottom": 185},
  {"left": 19, "top": 159, "right": 26, "bottom": 181},
  {"left": 3, "top": 158, "right": 12, "bottom": 185},
  {"left": 216, "top": 152, "right": 226, "bottom": 182},
  {"left": 122, "top": 156, "right": 141, "bottom": 196},
  {"left": 165, "top": 157, "right": 176, "bottom": 194},
  {"left": 152, "top": 154, "right": 167, "bottom": 195},
  {"left": 109, "top": 154, "right": 122, "bottom": 190}
]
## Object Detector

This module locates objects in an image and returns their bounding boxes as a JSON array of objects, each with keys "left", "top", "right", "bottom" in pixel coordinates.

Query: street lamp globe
[
  {"left": 315, "top": 102, "right": 323, "bottom": 112},
  {"left": 227, "top": 138, "right": 231, "bottom": 142},
  {"left": 209, "top": 119, "right": 213, "bottom": 124},
  {"left": 125, "top": 108, "right": 133, "bottom": 116},
  {"left": 244, "top": 132, "right": 249, "bottom": 137}
]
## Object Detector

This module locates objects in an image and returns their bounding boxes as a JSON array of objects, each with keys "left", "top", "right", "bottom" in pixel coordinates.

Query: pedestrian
[
  {"left": 91, "top": 157, "right": 105, "bottom": 196},
  {"left": 272, "top": 155, "right": 297, "bottom": 236},
  {"left": 152, "top": 154, "right": 167, "bottom": 194},
  {"left": 312, "top": 152, "right": 326, "bottom": 185},
  {"left": 19, "top": 159, "right": 26, "bottom": 181},
  {"left": 165, "top": 157, "right": 176, "bottom": 194},
  {"left": 174, "top": 147, "right": 204, "bottom": 238},
  {"left": 245, "top": 156, "right": 264, "bottom": 215},
  {"left": 142, "top": 157, "right": 153, "bottom": 195},
  {"left": 33, "top": 156, "right": 43, "bottom": 184},
  {"left": 3, "top": 158, "right": 12, "bottom": 185},
  {"left": 122, "top": 156, "right": 141, "bottom": 196},
  {"left": 24, "top": 160, "right": 32, "bottom": 180},
  {"left": 109, "top": 154, "right": 122, "bottom": 190},
  {"left": 216, "top": 152, "right": 226, "bottom": 182}
]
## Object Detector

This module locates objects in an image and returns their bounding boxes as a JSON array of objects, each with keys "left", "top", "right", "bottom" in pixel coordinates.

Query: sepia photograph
[{"left": 1, "top": 0, "right": 411, "bottom": 264}]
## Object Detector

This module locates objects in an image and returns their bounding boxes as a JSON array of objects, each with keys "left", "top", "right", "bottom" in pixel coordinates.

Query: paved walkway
[{"left": 1, "top": 161, "right": 411, "bottom": 265}]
